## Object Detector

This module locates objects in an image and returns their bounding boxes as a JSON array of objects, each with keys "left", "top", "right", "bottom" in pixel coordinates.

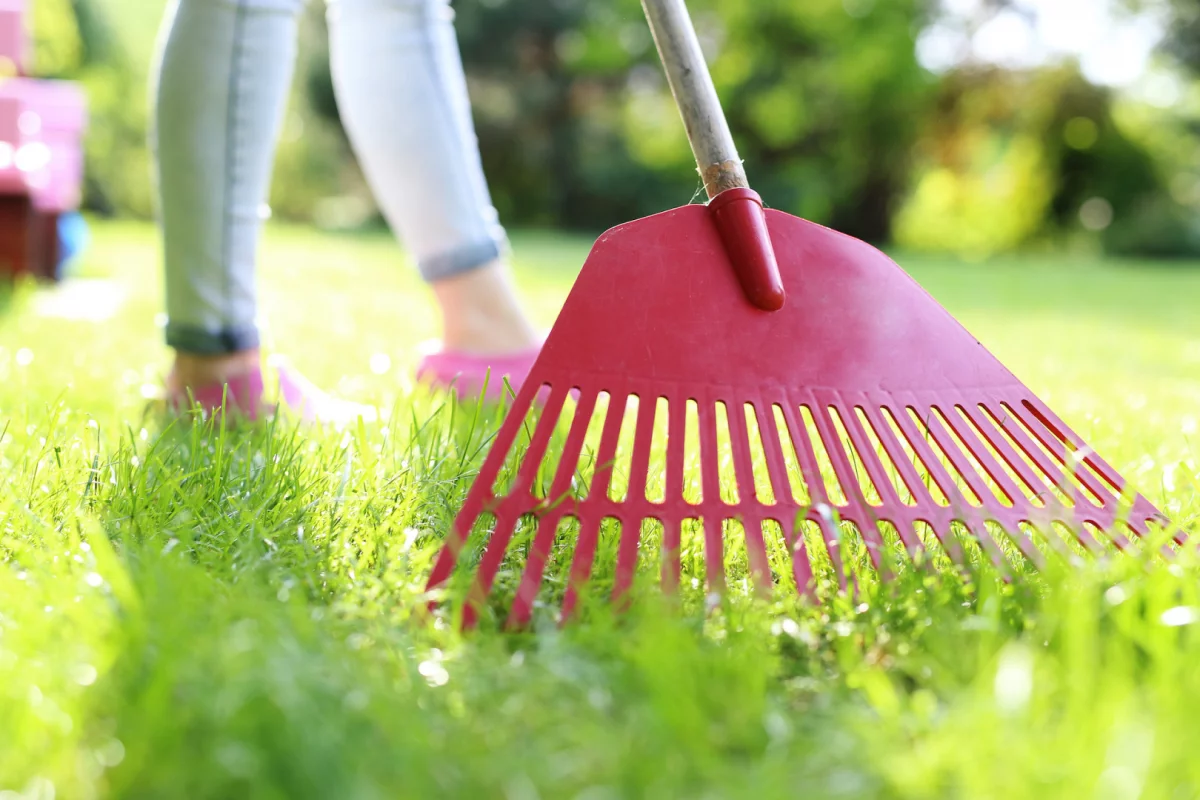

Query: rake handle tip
[
  {"left": 709, "top": 188, "right": 785, "bottom": 311},
  {"left": 641, "top": 0, "right": 784, "bottom": 310}
]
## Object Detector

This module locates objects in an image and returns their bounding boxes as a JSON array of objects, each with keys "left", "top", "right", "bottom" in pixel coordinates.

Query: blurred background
[{"left": 23, "top": 0, "right": 1200, "bottom": 260}]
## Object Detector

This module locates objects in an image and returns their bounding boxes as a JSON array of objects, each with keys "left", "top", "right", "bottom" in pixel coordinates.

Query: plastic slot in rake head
[{"left": 425, "top": 203, "right": 1180, "bottom": 630}]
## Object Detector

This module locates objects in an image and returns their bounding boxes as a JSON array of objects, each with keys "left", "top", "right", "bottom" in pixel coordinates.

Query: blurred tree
[
  {"left": 29, "top": 0, "right": 157, "bottom": 217},
  {"left": 893, "top": 67, "right": 1059, "bottom": 257},
  {"left": 27, "top": 0, "right": 1198, "bottom": 260},
  {"left": 1155, "top": 0, "right": 1200, "bottom": 75},
  {"left": 894, "top": 64, "right": 1200, "bottom": 258},
  {"left": 30, "top": 0, "right": 83, "bottom": 76},
  {"left": 32, "top": 0, "right": 349, "bottom": 221},
  {"left": 435, "top": 0, "right": 939, "bottom": 240},
  {"left": 23, "top": 0, "right": 968, "bottom": 245},
  {"left": 705, "top": 0, "right": 936, "bottom": 242}
]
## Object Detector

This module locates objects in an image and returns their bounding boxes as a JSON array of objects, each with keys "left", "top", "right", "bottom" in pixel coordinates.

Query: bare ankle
[
  {"left": 433, "top": 261, "right": 539, "bottom": 355},
  {"left": 170, "top": 349, "right": 261, "bottom": 391}
]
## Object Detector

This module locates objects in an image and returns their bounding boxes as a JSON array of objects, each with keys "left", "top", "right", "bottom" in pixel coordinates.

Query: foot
[
  {"left": 419, "top": 259, "right": 544, "bottom": 400},
  {"left": 416, "top": 341, "right": 542, "bottom": 402},
  {"left": 432, "top": 260, "right": 541, "bottom": 355},
  {"left": 168, "top": 349, "right": 263, "bottom": 396},
  {"left": 166, "top": 352, "right": 377, "bottom": 424}
]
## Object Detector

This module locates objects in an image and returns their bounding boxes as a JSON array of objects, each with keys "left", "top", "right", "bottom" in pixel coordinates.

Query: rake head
[{"left": 426, "top": 202, "right": 1177, "bottom": 629}]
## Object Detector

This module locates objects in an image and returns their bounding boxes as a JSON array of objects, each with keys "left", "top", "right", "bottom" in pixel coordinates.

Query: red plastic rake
[{"left": 426, "top": 0, "right": 1175, "bottom": 628}]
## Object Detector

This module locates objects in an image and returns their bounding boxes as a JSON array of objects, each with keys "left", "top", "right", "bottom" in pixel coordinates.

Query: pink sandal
[
  {"left": 415, "top": 343, "right": 542, "bottom": 402},
  {"left": 165, "top": 356, "right": 377, "bottom": 424}
]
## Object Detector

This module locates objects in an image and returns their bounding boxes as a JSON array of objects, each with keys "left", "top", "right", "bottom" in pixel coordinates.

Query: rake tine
[
  {"left": 660, "top": 396, "right": 688, "bottom": 596},
  {"left": 507, "top": 512, "right": 566, "bottom": 629},
  {"left": 613, "top": 401, "right": 658, "bottom": 604},
  {"left": 624, "top": 395, "right": 658, "bottom": 501},
  {"left": 561, "top": 398, "right": 627, "bottom": 618},
  {"left": 893, "top": 522, "right": 927, "bottom": 568},
  {"left": 1020, "top": 399, "right": 1124, "bottom": 501},
  {"left": 725, "top": 397, "right": 760, "bottom": 503},
  {"left": 988, "top": 403, "right": 1086, "bottom": 508},
  {"left": 1042, "top": 518, "right": 1104, "bottom": 562},
  {"left": 752, "top": 404, "right": 826, "bottom": 594},
  {"left": 855, "top": 516, "right": 890, "bottom": 578},
  {"left": 978, "top": 405, "right": 1058, "bottom": 486},
  {"left": 1101, "top": 509, "right": 1150, "bottom": 553},
  {"left": 1019, "top": 518, "right": 1080, "bottom": 565},
  {"left": 838, "top": 403, "right": 904, "bottom": 508},
  {"left": 500, "top": 396, "right": 601, "bottom": 626},
  {"left": 778, "top": 403, "right": 834, "bottom": 509},
  {"left": 925, "top": 520, "right": 965, "bottom": 567},
  {"left": 965, "top": 405, "right": 1064, "bottom": 513},
  {"left": 867, "top": 407, "right": 949, "bottom": 517},
  {"left": 661, "top": 516, "right": 683, "bottom": 594},
  {"left": 583, "top": 391, "right": 629, "bottom": 503},
  {"left": 808, "top": 404, "right": 865, "bottom": 502},
  {"left": 426, "top": 387, "right": 541, "bottom": 600},
  {"left": 1059, "top": 518, "right": 1116, "bottom": 557},
  {"left": 1123, "top": 515, "right": 1178, "bottom": 561},
  {"left": 753, "top": 401, "right": 799, "bottom": 507},
  {"left": 859, "top": 520, "right": 902, "bottom": 582},
  {"left": 858, "top": 407, "right": 933, "bottom": 557},
  {"left": 562, "top": 515, "right": 604, "bottom": 622},
  {"left": 462, "top": 511, "right": 520, "bottom": 630},
  {"left": 887, "top": 409, "right": 970, "bottom": 562},
  {"left": 937, "top": 406, "right": 1031, "bottom": 510},
  {"left": 426, "top": 511, "right": 478, "bottom": 612},
  {"left": 786, "top": 517, "right": 818, "bottom": 598},
  {"left": 809, "top": 404, "right": 885, "bottom": 572},
  {"left": 467, "top": 390, "right": 570, "bottom": 623},
  {"left": 830, "top": 405, "right": 912, "bottom": 573},
  {"left": 509, "top": 384, "right": 571, "bottom": 499},
  {"left": 696, "top": 402, "right": 726, "bottom": 591},
  {"left": 889, "top": 406, "right": 972, "bottom": 506},
  {"left": 1047, "top": 412, "right": 1179, "bottom": 545},
  {"left": 920, "top": 408, "right": 1004, "bottom": 511},
  {"left": 811, "top": 505, "right": 850, "bottom": 592},
  {"left": 545, "top": 389, "right": 599, "bottom": 508},
  {"left": 702, "top": 517, "right": 725, "bottom": 594},
  {"left": 963, "top": 516, "right": 1013, "bottom": 576},
  {"left": 726, "top": 404, "right": 772, "bottom": 594},
  {"left": 1086, "top": 507, "right": 1162, "bottom": 555},
  {"left": 664, "top": 394, "right": 687, "bottom": 507},
  {"left": 928, "top": 417, "right": 1035, "bottom": 574},
  {"left": 992, "top": 517, "right": 1047, "bottom": 571},
  {"left": 696, "top": 399, "right": 723, "bottom": 502},
  {"left": 611, "top": 516, "right": 646, "bottom": 610},
  {"left": 742, "top": 518, "right": 772, "bottom": 597}
]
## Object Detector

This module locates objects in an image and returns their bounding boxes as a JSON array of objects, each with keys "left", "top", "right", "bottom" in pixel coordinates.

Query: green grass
[{"left": 2, "top": 220, "right": 1199, "bottom": 798}]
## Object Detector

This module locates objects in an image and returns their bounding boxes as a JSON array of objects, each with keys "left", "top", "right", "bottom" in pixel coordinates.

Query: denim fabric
[{"left": 151, "top": 0, "right": 507, "bottom": 354}]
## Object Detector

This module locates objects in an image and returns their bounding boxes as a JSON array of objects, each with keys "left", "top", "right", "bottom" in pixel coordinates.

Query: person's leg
[
  {"left": 150, "top": 0, "right": 302, "bottom": 398},
  {"left": 326, "top": 0, "right": 540, "bottom": 363}
]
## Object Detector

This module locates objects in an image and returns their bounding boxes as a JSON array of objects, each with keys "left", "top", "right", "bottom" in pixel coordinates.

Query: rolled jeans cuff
[
  {"left": 166, "top": 322, "right": 261, "bottom": 354},
  {"left": 417, "top": 235, "right": 507, "bottom": 283}
]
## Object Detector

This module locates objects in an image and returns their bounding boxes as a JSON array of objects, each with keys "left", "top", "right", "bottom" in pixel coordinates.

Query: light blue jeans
[{"left": 150, "top": 0, "right": 507, "bottom": 354}]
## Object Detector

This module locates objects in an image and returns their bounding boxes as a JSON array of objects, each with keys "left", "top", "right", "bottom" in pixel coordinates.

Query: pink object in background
[
  {"left": 0, "top": 77, "right": 87, "bottom": 213},
  {"left": 0, "top": 0, "right": 88, "bottom": 279},
  {"left": 0, "top": 0, "right": 29, "bottom": 76}
]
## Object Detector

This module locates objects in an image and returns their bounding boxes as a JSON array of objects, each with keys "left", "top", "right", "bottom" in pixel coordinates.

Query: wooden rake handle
[
  {"left": 640, "top": 0, "right": 785, "bottom": 311},
  {"left": 640, "top": 0, "right": 748, "bottom": 199}
]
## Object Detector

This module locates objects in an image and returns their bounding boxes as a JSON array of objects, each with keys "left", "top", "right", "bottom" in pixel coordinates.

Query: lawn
[{"left": 1, "top": 220, "right": 1199, "bottom": 799}]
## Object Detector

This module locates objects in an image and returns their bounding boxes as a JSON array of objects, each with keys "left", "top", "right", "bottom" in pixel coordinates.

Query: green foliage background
[{"left": 26, "top": 0, "right": 1200, "bottom": 257}]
